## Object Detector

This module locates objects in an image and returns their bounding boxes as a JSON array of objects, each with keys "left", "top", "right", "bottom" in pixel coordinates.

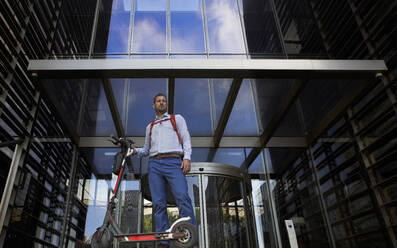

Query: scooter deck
[{"left": 115, "top": 232, "right": 185, "bottom": 242}]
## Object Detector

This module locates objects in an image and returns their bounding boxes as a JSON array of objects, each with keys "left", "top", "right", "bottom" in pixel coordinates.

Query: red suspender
[
  {"left": 170, "top": 114, "right": 183, "bottom": 145},
  {"left": 149, "top": 114, "right": 182, "bottom": 145}
]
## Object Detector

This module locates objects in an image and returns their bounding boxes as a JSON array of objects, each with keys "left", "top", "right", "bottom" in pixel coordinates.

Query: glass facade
[{"left": 0, "top": 0, "right": 396, "bottom": 248}]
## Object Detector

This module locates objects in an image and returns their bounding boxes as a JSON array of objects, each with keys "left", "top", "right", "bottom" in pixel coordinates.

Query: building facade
[{"left": 0, "top": 0, "right": 396, "bottom": 247}]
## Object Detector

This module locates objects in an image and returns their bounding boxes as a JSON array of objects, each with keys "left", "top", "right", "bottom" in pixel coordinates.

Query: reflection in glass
[
  {"left": 224, "top": 79, "right": 259, "bottom": 136},
  {"left": 80, "top": 80, "right": 116, "bottom": 136},
  {"left": 132, "top": 0, "right": 167, "bottom": 53},
  {"left": 204, "top": 176, "right": 248, "bottom": 247},
  {"left": 205, "top": 0, "right": 246, "bottom": 54},
  {"left": 41, "top": 79, "right": 85, "bottom": 136},
  {"left": 251, "top": 180, "right": 278, "bottom": 248},
  {"left": 171, "top": 0, "right": 206, "bottom": 54},
  {"left": 240, "top": 0, "right": 284, "bottom": 57},
  {"left": 174, "top": 79, "right": 212, "bottom": 136},
  {"left": 126, "top": 78, "right": 167, "bottom": 135},
  {"left": 94, "top": 0, "right": 132, "bottom": 55},
  {"left": 212, "top": 148, "right": 247, "bottom": 166},
  {"left": 212, "top": 79, "right": 233, "bottom": 126},
  {"left": 252, "top": 79, "right": 293, "bottom": 133}
]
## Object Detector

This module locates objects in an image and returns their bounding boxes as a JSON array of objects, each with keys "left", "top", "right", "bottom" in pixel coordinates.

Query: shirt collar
[{"left": 155, "top": 112, "right": 169, "bottom": 120}]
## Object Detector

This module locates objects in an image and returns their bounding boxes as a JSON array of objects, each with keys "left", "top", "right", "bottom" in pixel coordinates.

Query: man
[{"left": 132, "top": 93, "right": 197, "bottom": 248}]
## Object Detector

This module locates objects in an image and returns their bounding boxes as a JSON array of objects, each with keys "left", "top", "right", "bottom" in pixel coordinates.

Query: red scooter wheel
[{"left": 170, "top": 222, "right": 198, "bottom": 248}]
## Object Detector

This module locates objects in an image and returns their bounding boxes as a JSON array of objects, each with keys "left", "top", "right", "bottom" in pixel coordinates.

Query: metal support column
[
  {"left": 59, "top": 145, "right": 79, "bottom": 247},
  {"left": 307, "top": 147, "right": 337, "bottom": 248}
]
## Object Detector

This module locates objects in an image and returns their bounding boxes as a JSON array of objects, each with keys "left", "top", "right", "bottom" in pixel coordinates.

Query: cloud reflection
[{"left": 206, "top": 0, "right": 245, "bottom": 53}]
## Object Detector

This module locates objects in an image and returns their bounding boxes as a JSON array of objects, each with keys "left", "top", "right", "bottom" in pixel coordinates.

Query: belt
[{"left": 151, "top": 153, "right": 182, "bottom": 159}]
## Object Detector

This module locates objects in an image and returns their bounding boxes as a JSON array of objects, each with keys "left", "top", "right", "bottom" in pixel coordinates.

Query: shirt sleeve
[
  {"left": 176, "top": 114, "right": 192, "bottom": 160},
  {"left": 136, "top": 124, "right": 150, "bottom": 157}
]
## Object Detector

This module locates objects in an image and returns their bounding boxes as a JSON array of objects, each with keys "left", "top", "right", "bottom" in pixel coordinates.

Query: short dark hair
[{"left": 153, "top": 93, "right": 167, "bottom": 103}]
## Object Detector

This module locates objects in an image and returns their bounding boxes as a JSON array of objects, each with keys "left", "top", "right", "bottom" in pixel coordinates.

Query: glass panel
[
  {"left": 240, "top": 0, "right": 284, "bottom": 57},
  {"left": 299, "top": 79, "right": 360, "bottom": 133},
  {"left": 110, "top": 79, "right": 127, "bottom": 125},
  {"left": 212, "top": 78, "right": 233, "bottom": 127},
  {"left": 267, "top": 148, "right": 332, "bottom": 247},
  {"left": 174, "top": 78, "right": 212, "bottom": 136},
  {"left": 251, "top": 179, "right": 278, "bottom": 247},
  {"left": 52, "top": 0, "right": 97, "bottom": 58},
  {"left": 41, "top": 79, "right": 85, "bottom": 135},
  {"left": 273, "top": 0, "right": 328, "bottom": 58},
  {"left": 204, "top": 175, "right": 249, "bottom": 247},
  {"left": 191, "top": 148, "right": 211, "bottom": 162},
  {"left": 80, "top": 80, "right": 116, "bottom": 136},
  {"left": 132, "top": 0, "right": 167, "bottom": 54},
  {"left": 212, "top": 148, "right": 247, "bottom": 166},
  {"left": 248, "top": 150, "right": 265, "bottom": 174},
  {"left": 126, "top": 78, "right": 167, "bottom": 136},
  {"left": 273, "top": 102, "right": 305, "bottom": 136},
  {"left": 252, "top": 79, "right": 293, "bottom": 133},
  {"left": 170, "top": 0, "right": 206, "bottom": 54},
  {"left": 94, "top": 0, "right": 132, "bottom": 55},
  {"left": 205, "top": 0, "right": 246, "bottom": 54},
  {"left": 224, "top": 79, "right": 259, "bottom": 136}
]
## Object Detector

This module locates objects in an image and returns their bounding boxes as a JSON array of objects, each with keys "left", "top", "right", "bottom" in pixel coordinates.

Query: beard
[{"left": 156, "top": 106, "right": 167, "bottom": 114}]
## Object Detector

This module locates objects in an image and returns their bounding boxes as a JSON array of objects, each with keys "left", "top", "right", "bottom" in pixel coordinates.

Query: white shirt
[{"left": 136, "top": 113, "right": 192, "bottom": 160}]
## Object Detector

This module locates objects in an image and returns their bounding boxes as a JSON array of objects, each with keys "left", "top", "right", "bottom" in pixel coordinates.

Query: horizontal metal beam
[
  {"left": 78, "top": 136, "right": 307, "bottom": 148},
  {"left": 29, "top": 59, "right": 387, "bottom": 79}
]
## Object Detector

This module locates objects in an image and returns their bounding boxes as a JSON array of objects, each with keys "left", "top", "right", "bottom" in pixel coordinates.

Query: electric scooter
[{"left": 91, "top": 136, "right": 198, "bottom": 248}]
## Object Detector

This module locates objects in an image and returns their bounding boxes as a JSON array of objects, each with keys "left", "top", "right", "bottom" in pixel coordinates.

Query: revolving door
[{"left": 141, "top": 163, "right": 257, "bottom": 248}]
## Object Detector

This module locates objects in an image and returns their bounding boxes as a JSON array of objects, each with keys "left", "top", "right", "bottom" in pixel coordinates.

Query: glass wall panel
[
  {"left": 3, "top": 141, "right": 73, "bottom": 247},
  {"left": 203, "top": 175, "right": 249, "bottom": 247},
  {"left": 110, "top": 79, "right": 127, "bottom": 125},
  {"left": 299, "top": 79, "right": 361, "bottom": 133},
  {"left": 251, "top": 179, "right": 278, "bottom": 248},
  {"left": 53, "top": 0, "right": 97, "bottom": 58},
  {"left": 240, "top": 0, "right": 284, "bottom": 57},
  {"left": 170, "top": 0, "right": 206, "bottom": 54},
  {"left": 273, "top": 0, "right": 328, "bottom": 58},
  {"left": 80, "top": 80, "right": 117, "bottom": 136},
  {"left": 205, "top": 0, "right": 246, "bottom": 54},
  {"left": 252, "top": 79, "right": 293, "bottom": 133},
  {"left": 94, "top": 0, "right": 132, "bottom": 55},
  {"left": 268, "top": 147, "right": 332, "bottom": 247},
  {"left": 212, "top": 148, "right": 247, "bottom": 166},
  {"left": 247, "top": 150, "right": 265, "bottom": 175},
  {"left": 41, "top": 79, "right": 85, "bottom": 136},
  {"left": 126, "top": 78, "right": 167, "bottom": 135},
  {"left": 212, "top": 79, "right": 233, "bottom": 127},
  {"left": 174, "top": 78, "right": 212, "bottom": 136},
  {"left": 132, "top": 0, "right": 167, "bottom": 54},
  {"left": 273, "top": 102, "right": 305, "bottom": 136},
  {"left": 224, "top": 79, "right": 259, "bottom": 136}
]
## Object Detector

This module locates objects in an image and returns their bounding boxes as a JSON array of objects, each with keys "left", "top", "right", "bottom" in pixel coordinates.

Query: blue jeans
[{"left": 148, "top": 157, "right": 197, "bottom": 245}]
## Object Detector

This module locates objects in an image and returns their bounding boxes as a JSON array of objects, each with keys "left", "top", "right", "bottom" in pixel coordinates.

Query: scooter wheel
[
  {"left": 91, "top": 226, "right": 113, "bottom": 248},
  {"left": 170, "top": 221, "right": 198, "bottom": 248}
]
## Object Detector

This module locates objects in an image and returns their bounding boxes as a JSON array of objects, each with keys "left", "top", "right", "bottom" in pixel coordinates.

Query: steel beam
[
  {"left": 207, "top": 78, "right": 243, "bottom": 161},
  {"left": 28, "top": 59, "right": 387, "bottom": 79},
  {"left": 241, "top": 79, "right": 307, "bottom": 168},
  {"left": 213, "top": 78, "right": 243, "bottom": 147},
  {"left": 168, "top": 77, "right": 175, "bottom": 114},
  {"left": 78, "top": 136, "right": 307, "bottom": 148},
  {"left": 102, "top": 78, "right": 125, "bottom": 137}
]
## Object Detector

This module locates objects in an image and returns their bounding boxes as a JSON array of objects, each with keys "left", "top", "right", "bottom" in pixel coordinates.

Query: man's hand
[{"left": 180, "top": 159, "right": 191, "bottom": 174}]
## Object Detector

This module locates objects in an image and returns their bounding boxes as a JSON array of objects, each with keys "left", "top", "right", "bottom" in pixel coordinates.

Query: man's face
[{"left": 153, "top": 95, "right": 168, "bottom": 113}]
